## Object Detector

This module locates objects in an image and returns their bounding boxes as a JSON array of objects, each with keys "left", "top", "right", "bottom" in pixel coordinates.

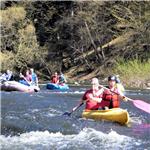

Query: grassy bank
[
  {"left": 65, "top": 59, "right": 150, "bottom": 89},
  {"left": 113, "top": 59, "right": 150, "bottom": 88}
]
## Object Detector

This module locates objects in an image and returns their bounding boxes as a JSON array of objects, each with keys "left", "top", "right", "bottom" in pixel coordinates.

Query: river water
[{"left": 1, "top": 85, "right": 150, "bottom": 150}]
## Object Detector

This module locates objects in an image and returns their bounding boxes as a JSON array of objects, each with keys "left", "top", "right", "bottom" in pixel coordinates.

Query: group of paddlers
[
  {"left": 19, "top": 68, "right": 39, "bottom": 87},
  {"left": 0, "top": 69, "right": 68, "bottom": 92},
  {"left": 1, "top": 68, "right": 126, "bottom": 111},
  {"left": 50, "top": 72, "right": 67, "bottom": 84},
  {"left": 0, "top": 68, "right": 39, "bottom": 87},
  {"left": 0, "top": 68, "right": 40, "bottom": 92},
  {"left": 72, "top": 75, "right": 127, "bottom": 111}
]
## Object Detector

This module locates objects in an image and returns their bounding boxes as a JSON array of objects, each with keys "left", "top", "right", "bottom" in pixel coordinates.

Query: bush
[{"left": 113, "top": 59, "right": 150, "bottom": 88}]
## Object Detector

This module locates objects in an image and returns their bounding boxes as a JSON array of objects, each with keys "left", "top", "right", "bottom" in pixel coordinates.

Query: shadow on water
[{"left": 1, "top": 85, "right": 150, "bottom": 149}]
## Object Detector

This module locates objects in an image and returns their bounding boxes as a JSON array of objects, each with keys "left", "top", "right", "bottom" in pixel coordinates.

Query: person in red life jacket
[
  {"left": 100, "top": 75, "right": 127, "bottom": 109},
  {"left": 51, "top": 72, "right": 59, "bottom": 84},
  {"left": 77, "top": 78, "right": 104, "bottom": 110}
]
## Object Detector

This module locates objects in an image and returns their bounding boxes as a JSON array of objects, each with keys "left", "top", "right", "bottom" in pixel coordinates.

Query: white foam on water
[
  {"left": 31, "top": 109, "right": 39, "bottom": 113},
  {"left": 129, "top": 112, "right": 144, "bottom": 124},
  {"left": 130, "top": 116, "right": 143, "bottom": 124},
  {"left": 0, "top": 128, "right": 142, "bottom": 150},
  {"left": 73, "top": 91, "right": 85, "bottom": 94},
  {"left": 41, "top": 91, "right": 85, "bottom": 95},
  {"left": 5, "top": 115, "right": 19, "bottom": 120},
  {"left": 44, "top": 107, "right": 62, "bottom": 117},
  {"left": 56, "top": 91, "right": 85, "bottom": 94},
  {"left": 29, "top": 107, "right": 61, "bottom": 117}
]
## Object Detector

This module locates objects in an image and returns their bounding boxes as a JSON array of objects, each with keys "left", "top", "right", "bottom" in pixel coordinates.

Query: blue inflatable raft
[{"left": 46, "top": 83, "right": 69, "bottom": 90}]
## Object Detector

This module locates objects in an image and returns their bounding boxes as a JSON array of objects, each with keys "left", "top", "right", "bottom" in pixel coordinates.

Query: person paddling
[
  {"left": 51, "top": 72, "right": 59, "bottom": 84},
  {"left": 19, "top": 69, "right": 32, "bottom": 86},
  {"left": 63, "top": 78, "right": 104, "bottom": 116},
  {"left": 115, "top": 75, "right": 125, "bottom": 95},
  {"left": 100, "top": 75, "right": 127, "bottom": 110},
  {"left": 59, "top": 72, "right": 67, "bottom": 84},
  {"left": 73, "top": 78, "right": 104, "bottom": 111}
]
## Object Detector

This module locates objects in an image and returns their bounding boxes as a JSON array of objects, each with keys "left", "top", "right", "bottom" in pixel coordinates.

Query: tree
[{"left": 0, "top": 6, "right": 40, "bottom": 72}]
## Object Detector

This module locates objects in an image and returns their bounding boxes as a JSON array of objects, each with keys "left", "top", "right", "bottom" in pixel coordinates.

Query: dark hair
[{"left": 108, "top": 75, "right": 116, "bottom": 81}]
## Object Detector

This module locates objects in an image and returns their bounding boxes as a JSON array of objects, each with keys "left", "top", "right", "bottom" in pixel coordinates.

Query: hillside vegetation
[{"left": 1, "top": 1, "right": 150, "bottom": 88}]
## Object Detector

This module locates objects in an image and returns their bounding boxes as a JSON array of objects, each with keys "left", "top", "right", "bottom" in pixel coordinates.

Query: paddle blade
[
  {"left": 63, "top": 112, "right": 71, "bottom": 116},
  {"left": 133, "top": 100, "right": 150, "bottom": 114}
]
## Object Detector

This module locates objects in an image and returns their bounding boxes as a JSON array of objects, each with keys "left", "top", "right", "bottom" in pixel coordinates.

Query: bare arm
[
  {"left": 20, "top": 73, "right": 32, "bottom": 86},
  {"left": 87, "top": 93, "right": 102, "bottom": 103}
]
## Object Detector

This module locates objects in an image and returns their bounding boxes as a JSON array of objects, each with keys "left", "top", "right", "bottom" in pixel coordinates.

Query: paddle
[
  {"left": 127, "top": 99, "right": 150, "bottom": 114},
  {"left": 63, "top": 102, "right": 84, "bottom": 116},
  {"left": 100, "top": 85, "right": 150, "bottom": 114}
]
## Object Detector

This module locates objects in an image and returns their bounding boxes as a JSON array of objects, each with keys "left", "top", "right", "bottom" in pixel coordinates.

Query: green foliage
[
  {"left": 15, "top": 24, "right": 39, "bottom": 68},
  {"left": 113, "top": 59, "right": 150, "bottom": 87},
  {"left": 0, "top": 51, "right": 15, "bottom": 71},
  {"left": 0, "top": 5, "right": 41, "bottom": 72},
  {"left": 0, "top": 6, "right": 26, "bottom": 52},
  {"left": 0, "top": 1, "right": 150, "bottom": 86}
]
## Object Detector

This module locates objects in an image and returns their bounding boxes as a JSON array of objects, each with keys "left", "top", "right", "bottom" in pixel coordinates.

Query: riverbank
[
  {"left": 39, "top": 78, "right": 150, "bottom": 90},
  {"left": 62, "top": 59, "right": 150, "bottom": 90},
  {"left": 113, "top": 59, "right": 150, "bottom": 89}
]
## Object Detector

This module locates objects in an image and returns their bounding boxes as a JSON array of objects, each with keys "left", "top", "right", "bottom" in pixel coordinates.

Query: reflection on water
[
  {"left": 132, "top": 124, "right": 150, "bottom": 138},
  {"left": 1, "top": 86, "right": 150, "bottom": 149}
]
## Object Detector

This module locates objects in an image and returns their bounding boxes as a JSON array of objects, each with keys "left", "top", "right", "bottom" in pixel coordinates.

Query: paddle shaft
[
  {"left": 63, "top": 102, "right": 84, "bottom": 116},
  {"left": 100, "top": 85, "right": 150, "bottom": 113},
  {"left": 100, "top": 85, "right": 142, "bottom": 102},
  {"left": 99, "top": 85, "right": 129, "bottom": 99},
  {"left": 70, "top": 102, "right": 84, "bottom": 114}
]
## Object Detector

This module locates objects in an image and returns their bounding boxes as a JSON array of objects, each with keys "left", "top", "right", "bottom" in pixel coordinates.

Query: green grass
[{"left": 113, "top": 59, "right": 150, "bottom": 88}]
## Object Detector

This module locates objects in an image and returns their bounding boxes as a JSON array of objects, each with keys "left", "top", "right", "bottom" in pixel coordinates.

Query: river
[{"left": 0, "top": 85, "right": 150, "bottom": 150}]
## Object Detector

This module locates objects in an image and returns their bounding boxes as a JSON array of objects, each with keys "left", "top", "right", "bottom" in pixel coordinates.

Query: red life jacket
[
  {"left": 82, "top": 89, "right": 103, "bottom": 110},
  {"left": 100, "top": 88, "right": 120, "bottom": 108},
  {"left": 51, "top": 75, "right": 59, "bottom": 83}
]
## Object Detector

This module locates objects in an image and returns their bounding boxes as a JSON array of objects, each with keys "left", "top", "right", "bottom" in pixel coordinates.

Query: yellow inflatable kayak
[{"left": 82, "top": 108, "right": 130, "bottom": 125}]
